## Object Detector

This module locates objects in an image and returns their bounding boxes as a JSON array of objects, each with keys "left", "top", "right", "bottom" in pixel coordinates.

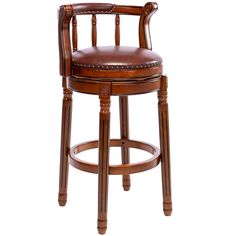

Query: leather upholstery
[
  {"left": 72, "top": 46, "right": 162, "bottom": 80},
  {"left": 72, "top": 3, "right": 115, "bottom": 15}
]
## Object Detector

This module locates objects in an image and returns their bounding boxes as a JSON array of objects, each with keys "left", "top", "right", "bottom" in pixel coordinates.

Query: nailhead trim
[
  {"left": 73, "top": 62, "right": 161, "bottom": 70},
  {"left": 73, "top": 10, "right": 113, "bottom": 15}
]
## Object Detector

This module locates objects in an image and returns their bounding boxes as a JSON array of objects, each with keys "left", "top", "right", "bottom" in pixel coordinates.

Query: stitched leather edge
[
  {"left": 73, "top": 10, "right": 113, "bottom": 15},
  {"left": 73, "top": 61, "right": 162, "bottom": 70},
  {"left": 73, "top": 5, "right": 115, "bottom": 15},
  {"left": 72, "top": 3, "right": 115, "bottom": 15}
]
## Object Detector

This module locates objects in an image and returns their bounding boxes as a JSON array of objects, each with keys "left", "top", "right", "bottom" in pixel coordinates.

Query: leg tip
[
  {"left": 58, "top": 199, "right": 67, "bottom": 206},
  {"left": 98, "top": 228, "right": 107, "bottom": 235},
  {"left": 163, "top": 201, "right": 172, "bottom": 216},
  {"left": 97, "top": 219, "right": 107, "bottom": 235},
  {"left": 122, "top": 177, "right": 131, "bottom": 191},
  {"left": 58, "top": 193, "right": 67, "bottom": 206},
  {"left": 164, "top": 209, "right": 172, "bottom": 216},
  {"left": 123, "top": 185, "right": 130, "bottom": 191}
]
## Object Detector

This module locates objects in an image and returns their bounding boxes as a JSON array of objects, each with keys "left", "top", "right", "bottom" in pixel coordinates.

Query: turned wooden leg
[
  {"left": 158, "top": 76, "right": 172, "bottom": 216},
  {"left": 119, "top": 96, "right": 131, "bottom": 191},
  {"left": 58, "top": 77, "right": 73, "bottom": 206},
  {"left": 97, "top": 83, "right": 111, "bottom": 235}
]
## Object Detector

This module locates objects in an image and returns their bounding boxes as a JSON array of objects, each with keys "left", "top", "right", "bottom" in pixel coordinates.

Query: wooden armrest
[
  {"left": 139, "top": 2, "right": 158, "bottom": 50},
  {"left": 58, "top": 5, "right": 73, "bottom": 77}
]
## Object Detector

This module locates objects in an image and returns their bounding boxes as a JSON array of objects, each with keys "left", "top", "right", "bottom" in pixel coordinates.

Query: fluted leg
[
  {"left": 97, "top": 83, "right": 111, "bottom": 235},
  {"left": 158, "top": 76, "right": 172, "bottom": 216},
  {"left": 119, "top": 96, "right": 131, "bottom": 191},
  {"left": 58, "top": 77, "right": 73, "bottom": 206}
]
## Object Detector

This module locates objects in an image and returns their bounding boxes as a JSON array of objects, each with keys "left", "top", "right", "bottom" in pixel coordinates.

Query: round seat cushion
[{"left": 72, "top": 46, "right": 162, "bottom": 80}]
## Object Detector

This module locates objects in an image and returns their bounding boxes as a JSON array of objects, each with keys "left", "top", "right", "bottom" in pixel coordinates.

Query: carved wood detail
[
  {"left": 99, "top": 83, "right": 111, "bottom": 114},
  {"left": 58, "top": 77, "right": 73, "bottom": 206},
  {"left": 139, "top": 2, "right": 158, "bottom": 50},
  {"left": 58, "top": 5, "right": 73, "bottom": 77},
  {"left": 158, "top": 76, "right": 172, "bottom": 216},
  {"left": 119, "top": 96, "right": 130, "bottom": 190},
  {"left": 115, "top": 14, "right": 120, "bottom": 46},
  {"left": 98, "top": 82, "right": 111, "bottom": 234}
]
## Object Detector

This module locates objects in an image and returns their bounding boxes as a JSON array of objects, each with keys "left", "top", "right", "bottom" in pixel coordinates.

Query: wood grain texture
[
  {"left": 69, "top": 139, "right": 160, "bottom": 175},
  {"left": 113, "top": 5, "right": 142, "bottom": 15},
  {"left": 68, "top": 75, "right": 161, "bottom": 96},
  {"left": 139, "top": 2, "right": 158, "bottom": 50},
  {"left": 119, "top": 96, "right": 131, "bottom": 191},
  {"left": 97, "top": 83, "right": 111, "bottom": 234},
  {"left": 158, "top": 75, "right": 172, "bottom": 216},
  {"left": 58, "top": 5, "right": 73, "bottom": 76},
  {"left": 58, "top": 77, "right": 73, "bottom": 206}
]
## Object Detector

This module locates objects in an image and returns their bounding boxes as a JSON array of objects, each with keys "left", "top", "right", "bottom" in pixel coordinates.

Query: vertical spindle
[
  {"left": 115, "top": 14, "right": 120, "bottom": 46},
  {"left": 92, "top": 14, "right": 97, "bottom": 47},
  {"left": 72, "top": 16, "right": 77, "bottom": 51}
]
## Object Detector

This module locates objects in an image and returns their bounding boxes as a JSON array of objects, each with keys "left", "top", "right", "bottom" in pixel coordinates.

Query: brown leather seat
[{"left": 72, "top": 46, "right": 162, "bottom": 80}]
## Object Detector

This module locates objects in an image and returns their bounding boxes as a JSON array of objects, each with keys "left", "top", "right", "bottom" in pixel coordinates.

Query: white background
[{"left": 0, "top": 0, "right": 236, "bottom": 235}]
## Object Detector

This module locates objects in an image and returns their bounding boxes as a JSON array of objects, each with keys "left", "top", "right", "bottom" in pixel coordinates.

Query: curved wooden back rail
[{"left": 58, "top": 2, "right": 158, "bottom": 77}]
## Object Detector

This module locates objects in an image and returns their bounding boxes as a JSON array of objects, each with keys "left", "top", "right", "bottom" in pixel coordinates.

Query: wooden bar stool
[{"left": 58, "top": 2, "right": 172, "bottom": 234}]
